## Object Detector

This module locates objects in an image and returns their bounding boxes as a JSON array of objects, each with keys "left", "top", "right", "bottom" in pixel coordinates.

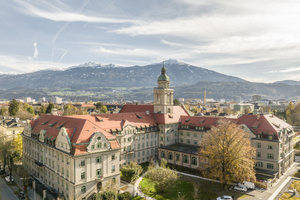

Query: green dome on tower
[{"left": 157, "top": 65, "right": 170, "bottom": 81}]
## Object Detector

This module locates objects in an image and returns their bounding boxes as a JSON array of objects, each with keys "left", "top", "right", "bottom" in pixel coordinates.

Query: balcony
[
  {"left": 95, "top": 175, "right": 104, "bottom": 181},
  {"left": 34, "top": 160, "right": 45, "bottom": 167}
]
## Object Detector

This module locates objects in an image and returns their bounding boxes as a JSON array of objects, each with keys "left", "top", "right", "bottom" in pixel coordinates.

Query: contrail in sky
[
  {"left": 58, "top": 47, "right": 71, "bottom": 63},
  {"left": 51, "top": 0, "right": 90, "bottom": 61},
  {"left": 83, "top": 0, "right": 118, "bottom": 28}
]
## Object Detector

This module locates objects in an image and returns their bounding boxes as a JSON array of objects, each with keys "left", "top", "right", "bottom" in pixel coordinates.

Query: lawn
[
  {"left": 279, "top": 180, "right": 300, "bottom": 200},
  {"left": 139, "top": 177, "right": 250, "bottom": 200}
]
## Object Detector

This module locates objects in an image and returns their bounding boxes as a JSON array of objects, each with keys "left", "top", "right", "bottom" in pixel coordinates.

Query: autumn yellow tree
[
  {"left": 12, "top": 134, "right": 23, "bottom": 162},
  {"left": 198, "top": 120, "right": 256, "bottom": 190}
]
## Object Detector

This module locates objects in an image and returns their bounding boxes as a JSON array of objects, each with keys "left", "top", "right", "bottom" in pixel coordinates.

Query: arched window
[
  {"left": 161, "top": 151, "right": 165, "bottom": 158},
  {"left": 168, "top": 153, "right": 173, "bottom": 160},
  {"left": 192, "top": 157, "right": 197, "bottom": 166},
  {"left": 176, "top": 154, "right": 180, "bottom": 161},
  {"left": 97, "top": 143, "right": 102, "bottom": 148},
  {"left": 183, "top": 155, "right": 189, "bottom": 164}
]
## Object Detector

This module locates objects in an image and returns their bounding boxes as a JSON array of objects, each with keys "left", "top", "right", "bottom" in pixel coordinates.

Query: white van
[{"left": 238, "top": 181, "right": 255, "bottom": 190}]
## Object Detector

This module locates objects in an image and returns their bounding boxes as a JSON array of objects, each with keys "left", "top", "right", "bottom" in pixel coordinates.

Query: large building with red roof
[{"left": 22, "top": 65, "right": 294, "bottom": 199}]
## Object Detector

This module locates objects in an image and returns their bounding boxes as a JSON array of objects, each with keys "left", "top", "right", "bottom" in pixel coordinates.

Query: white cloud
[
  {"left": 14, "top": 0, "right": 139, "bottom": 24},
  {"left": 0, "top": 55, "right": 73, "bottom": 72},
  {"left": 33, "top": 42, "right": 38, "bottom": 59}
]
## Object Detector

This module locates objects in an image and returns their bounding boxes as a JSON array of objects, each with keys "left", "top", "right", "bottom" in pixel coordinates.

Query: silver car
[
  {"left": 234, "top": 186, "right": 247, "bottom": 192},
  {"left": 216, "top": 196, "right": 233, "bottom": 200}
]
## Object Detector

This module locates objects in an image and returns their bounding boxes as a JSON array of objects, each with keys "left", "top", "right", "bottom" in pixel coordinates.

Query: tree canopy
[
  {"left": 96, "top": 102, "right": 104, "bottom": 110},
  {"left": 27, "top": 106, "right": 35, "bottom": 115},
  {"left": 198, "top": 120, "right": 256, "bottom": 190},
  {"left": 173, "top": 99, "right": 180, "bottom": 106},
  {"left": 46, "top": 103, "right": 55, "bottom": 114},
  {"left": 101, "top": 106, "right": 108, "bottom": 114},
  {"left": 8, "top": 99, "right": 19, "bottom": 117},
  {"left": 146, "top": 158, "right": 179, "bottom": 192}
]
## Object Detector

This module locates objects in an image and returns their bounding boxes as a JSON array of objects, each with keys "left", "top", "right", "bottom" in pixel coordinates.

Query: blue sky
[{"left": 1, "top": 0, "right": 300, "bottom": 82}]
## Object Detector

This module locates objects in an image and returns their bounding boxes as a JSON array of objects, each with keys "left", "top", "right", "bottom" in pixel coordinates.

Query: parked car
[
  {"left": 238, "top": 181, "right": 255, "bottom": 190},
  {"left": 234, "top": 186, "right": 247, "bottom": 192},
  {"left": 216, "top": 196, "right": 233, "bottom": 200},
  {"left": 5, "top": 175, "right": 14, "bottom": 183},
  {"left": 18, "top": 191, "right": 25, "bottom": 199}
]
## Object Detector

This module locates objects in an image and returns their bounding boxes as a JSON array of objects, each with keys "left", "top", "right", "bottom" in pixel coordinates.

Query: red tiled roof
[
  {"left": 69, "top": 112, "right": 157, "bottom": 132},
  {"left": 29, "top": 114, "right": 119, "bottom": 154},
  {"left": 154, "top": 106, "right": 190, "bottom": 124},
  {"left": 119, "top": 105, "right": 154, "bottom": 113},
  {"left": 180, "top": 116, "right": 238, "bottom": 127},
  {"left": 180, "top": 114, "right": 292, "bottom": 135},
  {"left": 109, "top": 140, "right": 121, "bottom": 149},
  {"left": 71, "top": 144, "right": 87, "bottom": 156}
]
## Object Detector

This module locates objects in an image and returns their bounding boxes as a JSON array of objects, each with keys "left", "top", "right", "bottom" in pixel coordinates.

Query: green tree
[
  {"left": 120, "top": 161, "right": 143, "bottom": 182},
  {"left": 46, "top": 103, "right": 55, "bottom": 114},
  {"left": 23, "top": 103, "right": 29, "bottom": 110},
  {"left": 286, "top": 102, "right": 295, "bottom": 124},
  {"left": 0, "top": 107, "right": 7, "bottom": 116},
  {"left": 8, "top": 99, "right": 19, "bottom": 117},
  {"left": 101, "top": 106, "right": 108, "bottom": 114},
  {"left": 146, "top": 158, "right": 179, "bottom": 192},
  {"left": 191, "top": 107, "right": 198, "bottom": 114},
  {"left": 117, "top": 192, "right": 132, "bottom": 200},
  {"left": 96, "top": 102, "right": 104, "bottom": 110},
  {"left": 27, "top": 106, "right": 35, "bottom": 115},
  {"left": 40, "top": 105, "right": 46, "bottom": 114},
  {"left": 198, "top": 120, "right": 256, "bottom": 190},
  {"left": 173, "top": 99, "right": 180, "bottom": 106}
]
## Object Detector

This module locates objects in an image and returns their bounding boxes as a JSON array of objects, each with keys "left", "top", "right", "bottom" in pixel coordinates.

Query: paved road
[
  {"left": 246, "top": 162, "right": 298, "bottom": 200},
  {"left": 0, "top": 176, "right": 18, "bottom": 200}
]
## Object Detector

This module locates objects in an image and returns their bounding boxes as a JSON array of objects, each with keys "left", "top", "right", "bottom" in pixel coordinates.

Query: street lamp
[{"left": 20, "top": 177, "right": 36, "bottom": 200}]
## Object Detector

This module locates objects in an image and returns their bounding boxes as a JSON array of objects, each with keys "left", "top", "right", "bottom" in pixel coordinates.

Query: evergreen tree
[
  {"left": 46, "top": 103, "right": 55, "bottom": 114},
  {"left": 173, "top": 99, "right": 180, "bottom": 106},
  {"left": 96, "top": 102, "right": 104, "bottom": 110},
  {"left": 8, "top": 99, "right": 19, "bottom": 117}
]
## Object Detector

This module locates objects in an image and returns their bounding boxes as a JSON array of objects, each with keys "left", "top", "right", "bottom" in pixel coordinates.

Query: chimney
[{"left": 257, "top": 114, "right": 260, "bottom": 120}]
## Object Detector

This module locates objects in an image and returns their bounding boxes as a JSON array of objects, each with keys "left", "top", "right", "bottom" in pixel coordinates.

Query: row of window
[
  {"left": 256, "top": 152, "right": 274, "bottom": 159},
  {"left": 160, "top": 152, "right": 197, "bottom": 165},
  {"left": 180, "top": 131, "right": 204, "bottom": 138},
  {"left": 255, "top": 161, "right": 274, "bottom": 169},
  {"left": 118, "top": 133, "right": 157, "bottom": 144},
  {"left": 179, "top": 138, "right": 198, "bottom": 145}
]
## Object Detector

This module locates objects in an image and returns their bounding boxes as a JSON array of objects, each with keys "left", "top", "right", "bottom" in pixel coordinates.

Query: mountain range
[
  {"left": 1, "top": 59, "right": 300, "bottom": 101},
  {"left": 0, "top": 59, "right": 245, "bottom": 89}
]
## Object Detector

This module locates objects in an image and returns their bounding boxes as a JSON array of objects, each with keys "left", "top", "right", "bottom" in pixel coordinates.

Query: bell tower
[{"left": 153, "top": 63, "right": 174, "bottom": 114}]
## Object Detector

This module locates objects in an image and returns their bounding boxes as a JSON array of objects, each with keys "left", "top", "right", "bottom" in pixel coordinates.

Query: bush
[
  {"left": 255, "top": 181, "right": 267, "bottom": 189},
  {"left": 93, "top": 191, "right": 117, "bottom": 200},
  {"left": 146, "top": 158, "right": 179, "bottom": 193},
  {"left": 121, "top": 162, "right": 143, "bottom": 182},
  {"left": 118, "top": 192, "right": 132, "bottom": 200}
]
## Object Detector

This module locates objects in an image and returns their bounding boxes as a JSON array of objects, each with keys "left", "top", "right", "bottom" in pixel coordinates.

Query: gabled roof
[
  {"left": 28, "top": 114, "right": 120, "bottom": 155},
  {"left": 119, "top": 105, "right": 154, "bottom": 113},
  {"left": 154, "top": 106, "right": 190, "bottom": 124},
  {"left": 180, "top": 116, "right": 238, "bottom": 127},
  {"left": 69, "top": 112, "right": 157, "bottom": 132},
  {"left": 180, "top": 114, "right": 291, "bottom": 136}
]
